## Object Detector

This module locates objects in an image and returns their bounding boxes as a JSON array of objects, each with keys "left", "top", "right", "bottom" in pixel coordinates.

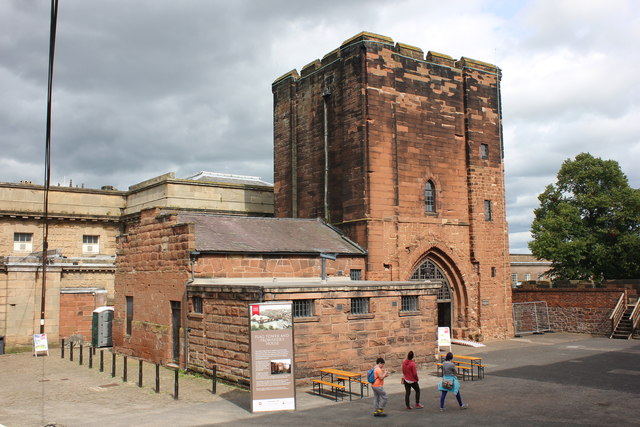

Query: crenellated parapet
[{"left": 273, "top": 31, "right": 499, "bottom": 86}]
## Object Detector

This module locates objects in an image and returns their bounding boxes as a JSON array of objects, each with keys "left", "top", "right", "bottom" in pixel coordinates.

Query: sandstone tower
[{"left": 272, "top": 32, "right": 512, "bottom": 339}]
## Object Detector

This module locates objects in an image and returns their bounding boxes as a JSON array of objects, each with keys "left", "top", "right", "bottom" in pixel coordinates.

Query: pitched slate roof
[{"left": 176, "top": 214, "right": 366, "bottom": 255}]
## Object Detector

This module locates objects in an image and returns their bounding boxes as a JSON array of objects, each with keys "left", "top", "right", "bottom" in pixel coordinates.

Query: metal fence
[{"left": 513, "top": 301, "right": 551, "bottom": 336}]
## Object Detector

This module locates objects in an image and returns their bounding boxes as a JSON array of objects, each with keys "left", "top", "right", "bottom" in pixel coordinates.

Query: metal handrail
[
  {"left": 609, "top": 291, "right": 627, "bottom": 338},
  {"left": 629, "top": 300, "right": 640, "bottom": 337}
]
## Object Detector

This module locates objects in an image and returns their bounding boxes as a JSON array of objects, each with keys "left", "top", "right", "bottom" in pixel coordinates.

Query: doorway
[{"left": 170, "top": 301, "right": 181, "bottom": 362}]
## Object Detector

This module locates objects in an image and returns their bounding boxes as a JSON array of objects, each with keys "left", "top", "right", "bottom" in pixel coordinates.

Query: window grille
[
  {"left": 425, "top": 181, "right": 436, "bottom": 213},
  {"left": 293, "top": 300, "right": 313, "bottom": 317},
  {"left": 351, "top": 297, "right": 369, "bottom": 315},
  {"left": 484, "top": 200, "right": 492, "bottom": 221},
  {"left": 350, "top": 269, "right": 362, "bottom": 281},
  {"left": 193, "top": 296, "right": 203, "bottom": 314},
  {"left": 401, "top": 295, "right": 418, "bottom": 312},
  {"left": 410, "top": 259, "right": 451, "bottom": 301}
]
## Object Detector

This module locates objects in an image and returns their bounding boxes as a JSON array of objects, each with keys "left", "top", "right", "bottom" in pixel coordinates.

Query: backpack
[{"left": 367, "top": 367, "right": 376, "bottom": 384}]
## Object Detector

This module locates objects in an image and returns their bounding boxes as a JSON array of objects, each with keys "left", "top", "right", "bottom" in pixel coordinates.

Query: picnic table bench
[
  {"left": 317, "top": 368, "right": 364, "bottom": 400},
  {"left": 437, "top": 354, "right": 485, "bottom": 380},
  {"left": 312, "top": 379, "right": 345, "bottom": 401}
]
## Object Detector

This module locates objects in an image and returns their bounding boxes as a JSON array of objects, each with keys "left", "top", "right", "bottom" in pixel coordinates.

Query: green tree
[{"left": 529, "top": 153, "right": 640, "bottom": 281}]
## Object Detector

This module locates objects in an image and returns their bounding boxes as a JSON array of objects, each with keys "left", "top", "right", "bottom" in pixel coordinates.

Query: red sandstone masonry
[
  {"left": 512, "top": 288, "right": 623, "bottom": 335},
  {"left": 273, "top": 33, "right": 512, "bottom": 340}
]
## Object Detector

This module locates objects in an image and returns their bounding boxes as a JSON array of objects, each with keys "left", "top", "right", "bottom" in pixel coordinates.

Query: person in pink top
[
  {"left": 402, "top": 351, "right": 424, "bottom": 409},
  {"left": 372, "top": 357, "right": 390, "bottom": 417}
]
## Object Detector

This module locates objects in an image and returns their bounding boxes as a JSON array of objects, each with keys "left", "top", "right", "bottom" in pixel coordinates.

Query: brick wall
[
  {"left": 187, "top": 282, "right": 438, "bottom": 386},
  {"left": 273, "top": 32, "right": 512, "bottom": 340},
  {"left": 512, "top": 289, "right": 623, "bottom": 335}
]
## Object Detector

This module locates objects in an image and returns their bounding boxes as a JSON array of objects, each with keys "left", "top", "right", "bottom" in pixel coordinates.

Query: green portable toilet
[{"left": 92, "top": 306, "right": 114, "bottom": 348}]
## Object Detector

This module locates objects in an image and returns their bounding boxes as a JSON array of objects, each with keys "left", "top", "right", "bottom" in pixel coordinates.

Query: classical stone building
[
  {"left": 0, "top": 172, "right": 273, "bottom": 351},
  {"left": 273, "top": 32, "right": 513, "bottom": 340},
  {"left": 510, "top": 253, "right": 552, "bottom": 286}
]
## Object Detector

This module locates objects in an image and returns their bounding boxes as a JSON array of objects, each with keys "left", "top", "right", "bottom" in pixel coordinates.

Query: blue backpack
[{"left": 367, "top": 367, "right": 376, "bottom": 384}]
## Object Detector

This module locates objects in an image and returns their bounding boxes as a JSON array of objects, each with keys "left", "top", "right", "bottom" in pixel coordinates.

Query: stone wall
[
  {"left": 59, "top": 289, "right": 107, "bottom": 342},
  {"left": 273, "top": 32, "right": 512, "bottom": 340},
  {"left": 187, "top": 282, "right": 438, "bottom": 386},
  {"left": 512, "top": 288, "right": 623, "bottom": 335}
]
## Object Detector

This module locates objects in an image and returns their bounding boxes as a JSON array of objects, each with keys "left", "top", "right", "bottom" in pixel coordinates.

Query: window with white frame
[
  {"left": 293, "top": 300, "right": 314, "bottom": 318},
  {"left": 401, "top": 295, "right": 418, "bottom": 312},
  {"left": 511, "top": 273, "right": 518, "bottom": 286},
  {"left": 525, "top": 273, "right": 531, "bottom": 281},
  {"left": 83, "top": 235, "right": 99, "bottom": 254},
  {"left": 351, "top": 297, "right": 369, "bottom": 315},
  {"left": 14, "top": 233, "right": 33, "bottom": 252}
]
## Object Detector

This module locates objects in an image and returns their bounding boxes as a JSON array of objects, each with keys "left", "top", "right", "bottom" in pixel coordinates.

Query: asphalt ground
[{"left": 1, "top": 333, "right": 639, "bottom": 426}]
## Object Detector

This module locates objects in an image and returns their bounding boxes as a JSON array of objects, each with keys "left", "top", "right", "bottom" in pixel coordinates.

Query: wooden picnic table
[
  {"left": 440, "top": 354, "right": 485, "bottom": 379},
  {"left": 320, "top": 368, "right": 363, "bottom": 400}
]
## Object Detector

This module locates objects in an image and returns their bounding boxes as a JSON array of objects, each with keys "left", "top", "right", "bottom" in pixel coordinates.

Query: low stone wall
[{"left": 512, "top": 288, "right": 623, "bottom": 335}]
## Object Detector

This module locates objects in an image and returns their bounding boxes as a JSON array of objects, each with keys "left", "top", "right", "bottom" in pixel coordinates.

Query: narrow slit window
[
  {"left": 480, "top": 144, "right": 489, "bottom": 159},
  {"left": 484, "top": 200, "right": 492, "bottom": 221},
  {"left": 126, "top": 296, "right": 133, "bottom": 335},
  {"left": 425, "top": 180, "right": 436, "bottom": 213}
]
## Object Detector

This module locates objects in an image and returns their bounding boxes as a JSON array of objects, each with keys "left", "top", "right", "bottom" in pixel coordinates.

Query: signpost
[{"left": 249, "top": 302, "right": 295, "bottom": 413}]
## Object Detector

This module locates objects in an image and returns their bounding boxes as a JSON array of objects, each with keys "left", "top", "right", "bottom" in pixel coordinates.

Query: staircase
[{"left": 611, "top": 297, "right": 638, "bottom": 340}]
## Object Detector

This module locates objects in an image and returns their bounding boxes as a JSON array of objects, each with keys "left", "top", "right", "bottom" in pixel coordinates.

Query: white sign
[
  {"left": 33, "top": 333, "right": 49, "bottom": 356},
  {"left": 437, "top": 327, "right": 451, "bottom": 347}
]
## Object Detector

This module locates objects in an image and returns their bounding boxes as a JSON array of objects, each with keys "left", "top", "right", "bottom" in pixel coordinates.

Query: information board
[
  {"left": 437, "top": 326, "right": 451, "bottom": 350},
  {"left": 249, "top": 302, "right": 295, "bottom": 412}
]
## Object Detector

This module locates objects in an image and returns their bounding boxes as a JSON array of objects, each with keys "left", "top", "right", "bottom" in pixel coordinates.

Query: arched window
[
  {"left": 425, "top": 180, "right": 435, "bottom": 213},
  {"left": 410, "top": 259, "right": 451, "bottom": 301}
]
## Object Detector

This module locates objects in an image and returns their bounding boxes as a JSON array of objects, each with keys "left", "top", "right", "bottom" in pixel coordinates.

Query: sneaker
[
  {"left": 415, "top": 403, "right": 424, "bottom": 409},
  {"left": 406, "top": 406, "right": 412, "bottom": 410},
  {"left": 460, "top": 404, "right": 468, "bottom": 410},
  {"left": 440, "top": 407, "right": 446, "bottom": 412}
]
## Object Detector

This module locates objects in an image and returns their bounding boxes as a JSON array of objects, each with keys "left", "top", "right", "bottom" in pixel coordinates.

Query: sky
[{"left": 2, "top": 0, "right": 639, "bottom": 253}]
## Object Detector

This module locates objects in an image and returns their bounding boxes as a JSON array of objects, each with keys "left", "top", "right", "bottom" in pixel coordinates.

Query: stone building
[
  {"left": 113, "top": 208, "right": 440, "bottom": 384},
  {"left": 0, "top": 172, "right": 273, "bottom": 351},
  {"left": 510, "top": 253, "right": 552, "bottom": 286},
  {"left": 273, "top": 32, "right": 512, "bottom": 340}
]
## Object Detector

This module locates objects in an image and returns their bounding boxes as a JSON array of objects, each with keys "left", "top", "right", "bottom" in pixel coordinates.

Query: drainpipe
[
  {"left": 185, "top": 251, "right": 200, "bottom": 371},
  {"left": 322, "top": 87, "right": 331, "bottom": 222}
]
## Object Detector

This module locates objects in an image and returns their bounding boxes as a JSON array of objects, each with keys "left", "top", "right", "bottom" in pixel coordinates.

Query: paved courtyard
[{"left": 1, "top": 333, "right": 639, "bottom": 426}]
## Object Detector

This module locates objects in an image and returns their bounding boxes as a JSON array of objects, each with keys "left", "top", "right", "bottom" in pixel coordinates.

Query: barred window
[
  {"left": 401, "top": 295, "right": 418, "bottom": 312},
  {"left": 350, "top": 269, "right": 362, "bottom": 281},
  {"left": 293, "top": 300, "right": 313, "bottom": 318},
  {"left": 192, "top": 296, "right": 203, "bottom": 314},
  {"left": 351, "top": 297, "right": 369, "bottom": 315}
]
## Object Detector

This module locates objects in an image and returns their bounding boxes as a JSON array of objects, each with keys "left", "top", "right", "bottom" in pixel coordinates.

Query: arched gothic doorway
[{"left": 410, "top": 259, "right": 452, "bottom": 328}]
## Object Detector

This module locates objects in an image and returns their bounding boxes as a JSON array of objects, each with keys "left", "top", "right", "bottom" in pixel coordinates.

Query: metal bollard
[
  {"left": 79, "top": 344, "right": 83, "bottom": 365},
  {"left": 123, "top": 356, "right": 128, "bottom": 382},
  {"left": 111, "top": 352, "right": 116, "bottom": 378},
  {"left": 174, "top": 368, "right": 179, "bottom": 400},
  {"left": 61, "top": 339, "right": 65, "bottom": 359},
  {"left": 155, "top": 364, "right": 160, "bottom": 393},
  {"left": 212, "top": 365, "right": 217, "bottom": 394},
  {"left": 100, "top": 350, "right": 104, "bottom": 372},
  {"left": 89, "top": 347, "right": 93, "bottom": 369},
  {"left": 138, "top": 360, "right": 143, "bottom": 387},
  {"left": 70, "top": 343, "right": 74, "bottom": 362}
]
